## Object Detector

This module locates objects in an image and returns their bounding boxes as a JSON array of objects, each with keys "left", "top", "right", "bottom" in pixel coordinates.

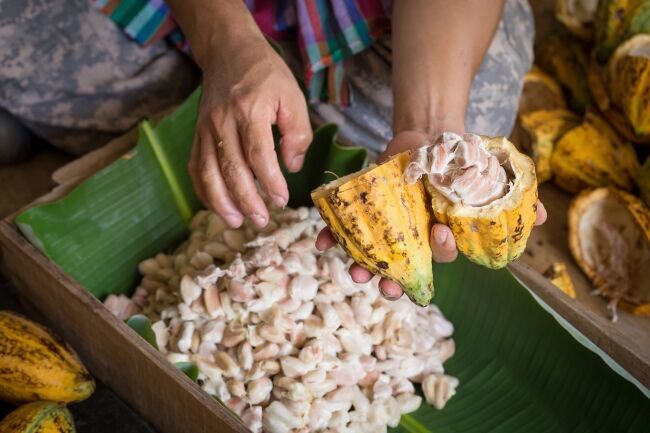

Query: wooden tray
[{"left": 0, "top": 133, "right": 246, "bottom": 433}]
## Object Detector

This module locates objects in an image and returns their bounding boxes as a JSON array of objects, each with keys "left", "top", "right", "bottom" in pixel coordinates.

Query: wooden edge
[
  {"left": 0, "top": 220, "right": 248, "bottom": 433},
  {"left": 508, "top": 260, "right": 649, "bottom": 388}
]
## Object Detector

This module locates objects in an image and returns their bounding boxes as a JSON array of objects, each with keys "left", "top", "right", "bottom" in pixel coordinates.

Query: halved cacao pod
[
  {"left": 425, "top": 136, "right": 538, "bottom": 269},
  {"left": 517, "top": 109, "right": 581, "bottom": 183},
  {"left": 536, "top": 34, "right": 592, "bottom": 112},
  {"left": 544, "top": 261, "right": 577, "bottom": 299},
  {"left": 594, "top": 0, "right": 650, "bottom": 62},
  {"left": 311, "top": 153, "right": 434, "bottom": 306},
  {"left": 568, "top": 187, "right": 650, "bottom": 320},
  {"left": 588, "top": 54, "right": 650, "bottom": 144},
  {"left": 607, "top": 34, "right": 650, "bottom": 138},
  {"left": 518, "top": 67, "right": 567, "bottom": 115},
  {"left": 551, "top": 110, "right": 640, "bottom": 193},
  {"left": 555, "top": 0, "right": 598, "bottom": 40}
]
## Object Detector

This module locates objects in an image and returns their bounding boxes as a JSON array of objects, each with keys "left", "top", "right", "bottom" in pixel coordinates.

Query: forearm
[
  {"left": 166, "top": 0, "right": 264, "bottom": 71},
  {"left": 392, "top": 0, "right": 505, "bottom": 136}
]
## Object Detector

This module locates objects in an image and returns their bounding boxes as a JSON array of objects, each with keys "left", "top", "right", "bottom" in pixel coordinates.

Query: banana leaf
[{"left": 15, "top": 88, "right": 649, "bottom": 431}]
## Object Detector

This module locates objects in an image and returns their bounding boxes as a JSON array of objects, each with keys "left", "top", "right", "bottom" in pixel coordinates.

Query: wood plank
[
  {"left": 0, "top": 147, "right": 72, "bottom": 219},
  {"left": 0, "top": 220, "right": 249, "bottom": 433},
  {"left": 509, "top": 183, "right": 650, "bottom": 388}
]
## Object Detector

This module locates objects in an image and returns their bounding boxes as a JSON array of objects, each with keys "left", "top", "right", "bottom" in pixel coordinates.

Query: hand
[
  {"left": 316, "top": 130, "right": 548, "bottom": 300},
  {"left": 189, "top": 35, "right": 312, "bottom": 229}
]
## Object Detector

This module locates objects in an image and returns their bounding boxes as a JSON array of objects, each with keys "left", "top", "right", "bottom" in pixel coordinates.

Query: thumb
[{"left": 379, "top": 130, "right": 429, "bottom": 162}]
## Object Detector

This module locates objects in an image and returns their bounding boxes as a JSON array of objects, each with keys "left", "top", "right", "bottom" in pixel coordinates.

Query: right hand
[{"left": 189, "top": 35, "right": 312, "bottom": 229}]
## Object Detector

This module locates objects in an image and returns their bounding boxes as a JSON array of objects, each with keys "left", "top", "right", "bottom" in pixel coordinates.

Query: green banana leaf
[
  {"left": 175, "top": 362, "right": 200, "bottom": 383},
  {"left": 125, "top": 314, "right": 158, "bottom": 350},
  {"left": 15, "top": 88, "right": 649, "bottom": 431}
]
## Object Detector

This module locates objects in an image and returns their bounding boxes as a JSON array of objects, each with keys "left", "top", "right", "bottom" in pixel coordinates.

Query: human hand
[
  {"left": 189, "top": 35, "right": 312, "bottom": 229},
  {"left": 316, "top": 130, "right": 548, "bottom": 300}
]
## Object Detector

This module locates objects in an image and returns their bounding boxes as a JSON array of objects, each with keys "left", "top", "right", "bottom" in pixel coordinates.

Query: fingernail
[
  {"left": 249, "top": 213, "right": 268, "bottom": 227},
  {"left": 381, "top": 291, "right": 401, "bottom": 301},
  {"left": 271, "top": 194, "right": 288, "bottom": 208},
  {"left": 434, "top": 227, "right": 448, "bottom": 245},
  {"left": 224, "top": 213, "right": 243, "bottom": 228},
  {"left": 290, "top": 153, "right": 305, "bottom": 172}
]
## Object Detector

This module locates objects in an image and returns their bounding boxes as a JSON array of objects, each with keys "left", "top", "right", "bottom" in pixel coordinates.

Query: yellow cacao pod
[
  {"left": 0, "top": 402, "right": 75, "bottom": 433},
  {"left": 568, "top": 187, "right": 650, "bottom": 319},
  {"left": 311, "top": 153, "right": 434, "bottom": 306},
  {"left": 543, "top": 262, "right": 577, "bottom": 299},
  {"left": 0, "top": 311, "right": 95, "bottom": 404},
  {"left": 594, "top": 0, "right": 650, "bottom": 62},
  {"left": 555, "top": 0, "right": 598, "bottom": 40},
  {"left": 517, "top": 67, "right": 567, "bottom": 116},
  {"left": 607, "top": 34, "right": 650, "bottom": 139},
  {"left": 551, "top": 111, "right": 640, "bottom": 193},
  {"left": 517, "top": 109, "right": 581, "bottom": 183},
  {"left": 536, "top": 34, "right": 592, "bottom": 112},
  {"left": 425, "top": 136, "right": 538, "bottom": 269}
]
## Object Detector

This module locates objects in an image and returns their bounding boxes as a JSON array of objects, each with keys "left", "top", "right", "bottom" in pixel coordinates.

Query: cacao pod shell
[
  {"left": 568, "top": 187, "right": 650, "bottom": 317},
  {"left": 0, "top": 311, "right": 95, "bottom": 404},
  {"left": 425, "top": 136, "right": 538, "bottom": 269},
  {"left": 311, "top": 153, "right": 434, "bottom": 306},
  {"left": 0, "top": 402, "right": 76, "bottom": 433}
]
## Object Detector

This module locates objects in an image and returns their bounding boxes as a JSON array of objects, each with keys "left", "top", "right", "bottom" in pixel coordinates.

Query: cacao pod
[
  {"left": 517, "top": 109, "right": 581, "bottom": 183},
  {"left": 517, "top": 67, "right": 567, "bottom": 116},
  {"left": 544, "top": 262, "right": 577, "bottom": 299},
  {"left": 0, "top": 311, "right": 95, "bottom": 404},
  {"left": 607, "top": 34, "right": 650, "bottom": 139},
  {"left": 536, "top": 34, "right": 592, "bottom": 112},
  {"left": 551, "top": 110, "right": 640, "bottom": 193},
  {"left": 568, "top": 187, "right": 650, "bottom": 320},
  {"left": 0, "top": 402, "right": 75, "bottom": 433},
  {"left": 424, "top": 136, "right": 538, "bottom": 269},
  {"left": 311, "top": 153, "right": 434, "bottom": 306},
  {"left": 555, "top": 0, "right": 598, "bottom": 40},
  {"left": 594, "top": 0, "right": 650, "bottom": 62}
]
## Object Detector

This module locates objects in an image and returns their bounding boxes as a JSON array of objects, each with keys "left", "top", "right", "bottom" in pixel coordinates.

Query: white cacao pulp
[{"left": 404, "top": 132, "right": 508, "bottom": 207}]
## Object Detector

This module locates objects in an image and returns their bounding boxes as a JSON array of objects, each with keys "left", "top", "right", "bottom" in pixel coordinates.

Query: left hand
[{"left": 315, "top": 130, "right": 548, "bottom": 300}]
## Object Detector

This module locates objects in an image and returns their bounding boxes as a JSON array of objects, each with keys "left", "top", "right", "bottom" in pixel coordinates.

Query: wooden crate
[
  {"left": 0, "top": 4, "right": 648, "bottom": 430},
  {"left": 1, "top": 127, "right": 648, "bottom": 433},
  {"left": 0, "top": 134, "right": 248, "bottom": 433}
]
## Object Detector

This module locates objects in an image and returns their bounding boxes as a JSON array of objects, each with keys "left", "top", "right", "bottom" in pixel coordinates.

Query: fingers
[
  {"left": 195, "top": 130, "right": 244, "bottom": 228},
  {"left": 535, "top": 200, "right": 547, "bottom": 226},
  {"left": 349, "top": 263, "right": 373, "bottom": 283},
  {"left": 430, "top": 224, "right": 458, "bottom": 263},
  {"left": 241, "top": 119, "right": 289, "bottom": 208},
  {"left": 213, "top": 118, "right": 270, "bottom": 228},
  {"left": 277, "top": 91, "right": 312, "bottom": 173},
  {"left": 315, "top": 227, "right": 337, "bottom": 251},
  {"left": 379, "top": 279, "right": 404, "bottom": 300}
]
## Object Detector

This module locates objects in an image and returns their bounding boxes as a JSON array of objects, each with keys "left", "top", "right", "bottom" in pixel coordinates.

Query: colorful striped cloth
[{"left": 93, "top": 0, "right": 391, "bottom": 105}]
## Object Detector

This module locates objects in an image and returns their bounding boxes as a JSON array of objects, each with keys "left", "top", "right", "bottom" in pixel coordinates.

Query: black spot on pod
[
  {"left": 377, "top": 261, "right": 389, "bottom": 269},
  {"left": 360, "top": 192, "right": 368, "bottom": 203}
]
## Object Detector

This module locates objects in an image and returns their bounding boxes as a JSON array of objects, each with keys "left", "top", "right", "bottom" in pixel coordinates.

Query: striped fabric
[{"left": 94, "top": 0, "right": 390, "bottom": 105}]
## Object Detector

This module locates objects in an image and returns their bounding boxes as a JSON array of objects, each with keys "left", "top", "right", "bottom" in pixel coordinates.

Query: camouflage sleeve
[
  {"left": 0, "top": 0, "right": 198, "bottom": 155},
  {"left": 308, "top": 0, "right": 535, "bottom": 156}
]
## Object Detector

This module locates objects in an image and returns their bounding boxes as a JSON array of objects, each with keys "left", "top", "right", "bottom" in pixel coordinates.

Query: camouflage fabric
[
  {"left": 308, "top": 0, "right": 535, "bottom": 155},
  {"left": 0, "top": 0, "right": 199, "bottom": 155},
  {"left": 0, "top": 0, "right": 532, "bottom": 157}
]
